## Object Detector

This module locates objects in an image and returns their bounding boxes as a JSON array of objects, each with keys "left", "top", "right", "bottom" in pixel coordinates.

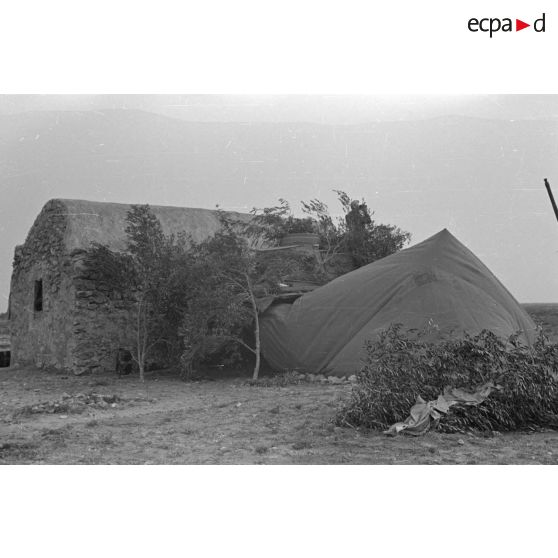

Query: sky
[
  {"left": 1, "top": 94, "right": 558, "bottom": 312},
  {"left": 2, "top": 93, "right": 558, "bottom": 122}
]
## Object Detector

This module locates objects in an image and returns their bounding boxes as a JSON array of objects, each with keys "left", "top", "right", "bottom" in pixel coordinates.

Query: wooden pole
[{"left": 544, "top": 178, "right": 558, "bottom": 224}]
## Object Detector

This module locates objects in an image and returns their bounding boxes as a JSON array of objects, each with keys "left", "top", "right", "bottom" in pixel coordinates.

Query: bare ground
[{"left": 1, "top": 366, "right": 557, "bottom": 465}]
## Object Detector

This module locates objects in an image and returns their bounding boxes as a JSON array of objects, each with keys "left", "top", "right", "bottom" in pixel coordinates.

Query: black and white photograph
[
  {"left": 1, "top": 93, "right": 558, "bottom": 466},
  {"left": 1, "top": 2, "right": 557, "bottom": 557}
]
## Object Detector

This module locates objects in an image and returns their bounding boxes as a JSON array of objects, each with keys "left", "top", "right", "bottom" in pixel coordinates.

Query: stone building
[
  {"left": 0, "top": 318, "right": 10, "bottom": 367},
  {"left": 9, "top": 199, "right": 248, "bottom": 375}
]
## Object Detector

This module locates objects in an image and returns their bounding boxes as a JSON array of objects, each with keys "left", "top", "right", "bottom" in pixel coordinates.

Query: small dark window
[
  {"left": 0, "top": 351, "right": 10, "bottom": 367},
  {"left": 34, "top": 280, "right": 43, "bottom": 312}
]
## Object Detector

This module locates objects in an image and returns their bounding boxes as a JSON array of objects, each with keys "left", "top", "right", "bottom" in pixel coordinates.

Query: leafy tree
[
  {"left": 336, "top": 191, "right": 410, "bottom": 267},
  {"left": 242, "top": 190, "right": 411, "bottom": 278},
  {"left": 242, "top": 199, "right": 315, "bottom": 245},
  {"left": 84, "top": 205, "right": 193, "bottom": 381},
  {"left": 301, "top": 190, "right": 411, "bottom": 269},
  {"left": 182, "top": 212, "right": 321, "bottom": 380},
  {"left": 300, "top": 198, "right": 344, "bottom": 270}
]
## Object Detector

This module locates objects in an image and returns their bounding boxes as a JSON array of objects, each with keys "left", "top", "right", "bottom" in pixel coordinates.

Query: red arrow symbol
[{"left": 516, "top": 19, "right": 530, "bottom": 31}]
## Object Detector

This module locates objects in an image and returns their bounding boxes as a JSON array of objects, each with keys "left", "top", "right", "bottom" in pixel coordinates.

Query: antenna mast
[{"left": 544, "top": 178, "right": 558, "bottom": 224}]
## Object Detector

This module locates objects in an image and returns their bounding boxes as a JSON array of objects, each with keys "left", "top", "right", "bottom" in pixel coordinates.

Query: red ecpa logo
[{"left": 468, "top": 13, "right": 546, "bottom": 37}]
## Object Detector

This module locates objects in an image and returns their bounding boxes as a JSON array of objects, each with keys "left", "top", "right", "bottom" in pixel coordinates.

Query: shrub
[{"left": 335, "top": 325, "right": 558, "bottom": 432}]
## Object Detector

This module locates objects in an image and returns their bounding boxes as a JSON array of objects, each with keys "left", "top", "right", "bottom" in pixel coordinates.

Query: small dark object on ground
[{"left": 116, "top": 348, "right": 133, "bottom": 377}]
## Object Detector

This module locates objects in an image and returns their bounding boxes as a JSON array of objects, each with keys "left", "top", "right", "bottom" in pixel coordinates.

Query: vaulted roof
[{"left": 32, "top": 199, "right": 250, "bottom": 253}]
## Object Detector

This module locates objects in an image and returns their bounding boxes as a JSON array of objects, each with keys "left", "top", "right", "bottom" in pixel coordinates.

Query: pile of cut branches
[{"left": 336, "top": 325, "right": 558, "bottom": 432}]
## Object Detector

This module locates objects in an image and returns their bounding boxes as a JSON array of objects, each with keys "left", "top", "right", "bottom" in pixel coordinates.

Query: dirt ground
[{"left": 1, "top": 366, "right": 556, "bottom": 465}]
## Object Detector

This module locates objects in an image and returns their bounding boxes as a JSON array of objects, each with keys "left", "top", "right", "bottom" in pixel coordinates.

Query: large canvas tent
[{"left": 260, "top": 229, "right": 537, "bottom": 376}]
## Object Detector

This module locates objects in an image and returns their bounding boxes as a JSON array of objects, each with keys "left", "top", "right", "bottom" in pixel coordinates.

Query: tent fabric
[
  {"left": 384, "top": 381, "right": 500, "bottom": 436},
  {"left": 260, "top": 229, "right": 537, "bottom": 376}
]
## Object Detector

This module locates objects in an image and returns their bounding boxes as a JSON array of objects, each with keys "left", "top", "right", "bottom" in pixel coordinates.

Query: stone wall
[
  {"left": 0, "top": 319, "right": 9, "bottom": 350},
  {"left": 70, "top": 250, "right": 138, "bottom": 375},
  {"left": 10, "top": 198, "right": 179, "bottom": 375},
  {"left": 10, "top": 200, "right": 77, "bottom": 369}
]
